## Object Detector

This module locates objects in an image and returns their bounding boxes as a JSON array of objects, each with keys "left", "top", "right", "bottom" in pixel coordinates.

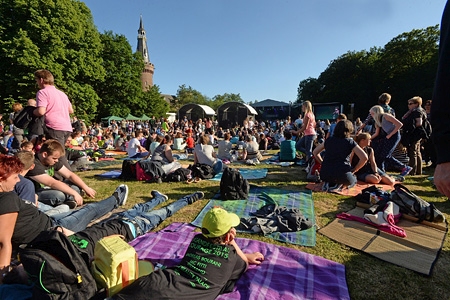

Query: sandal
[
  {"left": 194, "top": 177, "right": 201, "bottom": 183},
  {"left": 186, "top": 178, "right": 195, "bottom": 184}
]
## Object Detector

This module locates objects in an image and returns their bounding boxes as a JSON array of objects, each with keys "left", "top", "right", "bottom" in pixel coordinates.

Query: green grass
[{"left": 79, "top": 156, "right": 450, "bottom": 300}]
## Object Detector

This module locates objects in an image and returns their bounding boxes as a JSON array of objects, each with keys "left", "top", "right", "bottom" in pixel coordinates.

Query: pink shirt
[
  {"left": 304, "top": 112, "right": 317, "bottom": 136},
  {"left": 36, "top": 85, "right": 73, "bottom": 131}
]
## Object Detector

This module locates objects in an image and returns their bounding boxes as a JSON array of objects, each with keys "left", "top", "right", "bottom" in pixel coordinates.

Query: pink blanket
[{"left": 130, "top": 223, "right": 350, "bottom": 300}]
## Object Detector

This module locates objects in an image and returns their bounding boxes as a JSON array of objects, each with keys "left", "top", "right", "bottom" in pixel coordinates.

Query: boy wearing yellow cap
[{"left": 113, "top": 207, "right": 264, "bottom": 300}]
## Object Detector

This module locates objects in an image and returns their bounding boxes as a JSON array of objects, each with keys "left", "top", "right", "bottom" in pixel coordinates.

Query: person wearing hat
[{"left": 112, "top": 207, "right": 264, "bottom": 300}]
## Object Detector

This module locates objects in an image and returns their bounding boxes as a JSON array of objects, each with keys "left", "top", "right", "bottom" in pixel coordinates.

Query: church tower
[{"left": 137, "top": 15, "right": 154, "bottom": 90}]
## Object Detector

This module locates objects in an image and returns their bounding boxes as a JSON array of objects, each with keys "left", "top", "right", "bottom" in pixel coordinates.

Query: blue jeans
[
  {"left": 296, "top": 134, "right": 316, "bottom": 160},
  {"left": 37, "top": 183, "right": 81, "bottom": 206},
  {"left": 373, "top": 131, "right": 404, "bottom": 172},
  {"left": 52, "top": 195, "right": 118, "bottom": 232},
  {"left": 118, "top": 194, "right": 191, "bottom": 237},
  {"left": 38, "top": 201, "right": 70, "bottom": 216}
]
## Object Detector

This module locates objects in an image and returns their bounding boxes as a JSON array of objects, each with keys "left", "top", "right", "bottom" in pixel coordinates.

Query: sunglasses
[{"left": 408, "top": 102, "right": 415, "bottom": 105}]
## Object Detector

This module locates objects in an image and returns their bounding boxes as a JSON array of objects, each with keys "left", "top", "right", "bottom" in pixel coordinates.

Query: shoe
[
  {"left": 400, "top": 166, "right": 413, "bottom": 177},
  {"left": 64, "top": 199, "right": 77, "bottom": 209},
  {"left": 151, "top": 190, "right": 168, "bottom": 202},
  {"left": 113, "top": 184, "right": 129, "bottom": 206},
  {"left": 321, "top": 182, "right": 329, "bottom": 192},
  {"left": 187, "top": 191, "right": 204, "bottom": 204},
  {"left": 328, "top": 183, "right": 343, "bottom": 193}
]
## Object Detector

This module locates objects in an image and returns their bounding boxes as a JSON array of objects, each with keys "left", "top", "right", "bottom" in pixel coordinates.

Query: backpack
[
  {"left": 419, "top": 114, "right": 432, "bottom": 140},
  {"left": 356, "top": 185, "right": 391, "bottom": 205},
  {"left": 119, "top": 160, "right": 137, "bottom": 180},
  {"left": 165, "top": 168, "right": 191, "bottom": 182},
  {"left": 305, "top": 157, "right": 322, "bottom": 182},
  {"left": 91, "top": 235, "right": 139, "bottom": 297},
  {"left": 220, "top": 168, "right": 250, "bottom": 200},
  {"left": 13, "top": 106, "right": 35, "bottom": 129},
  {"left": 190, "top": 163, "right": 215, "bottom": 179},
  {"left": 18, "top": 230, "right": 97, "bottom": 300},
  {"left": 135, "top": 160, "right": 164, "bottom": 182},
  {"left": 390, "top": 183, "right": 445, "bottom": 223}
]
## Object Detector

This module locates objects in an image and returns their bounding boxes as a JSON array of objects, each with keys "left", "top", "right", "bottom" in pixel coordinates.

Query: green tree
[
  {"left": 140, "top": 85, "right": 169, "bottom": 118},
  {"left": 297, "top": 77, "right": 323, "bottom": 103},
  {"left": 376, "top": 25, "right": 439, "bottom": 113},
  {"left": 209, "top": 93, "right": 243, "bottom": 110},
  {"left": 95, "top": 31, "right": 143, "bottom": 119},
  {"left": 175, "top": 85, "right": 210, "bottom": 110},
  {"left": 0, "top": 0, "right": 104, "bottom": 119}
]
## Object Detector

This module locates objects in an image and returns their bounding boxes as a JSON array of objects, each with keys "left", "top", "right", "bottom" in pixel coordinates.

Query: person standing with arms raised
[{"left": 33, "top": 69, "right": 74, "bottom": 146}]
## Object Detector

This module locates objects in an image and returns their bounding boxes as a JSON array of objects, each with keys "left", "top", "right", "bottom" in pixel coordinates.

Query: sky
[{"left": 82, "top": 0, "right": 447, "bottom": 104}]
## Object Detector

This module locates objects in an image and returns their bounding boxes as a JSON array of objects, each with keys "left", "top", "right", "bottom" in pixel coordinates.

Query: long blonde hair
[
  {"left": 369, "top": 105, "right": 385, "bottom": 128},
  {"left": 302, "top": 100, "right": 313, "bottom": 114}
]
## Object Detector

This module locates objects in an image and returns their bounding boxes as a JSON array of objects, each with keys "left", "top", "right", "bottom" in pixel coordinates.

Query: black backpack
[
  {"left": 13, "top": 106, "right": 35, "bottom": 129},
  {"left": 18, "top": 230, "right": 97, "bottom": 300},
  {"left": 190, "top": 163, "right": 215, "bottom": 179},
  {"left": 165, "top": 168, "right": 191, "bottom": 182},
  {"left": 220, "top": 168, "right": 250, "bottom": 200},
  {"left": 390, "top": 183, "right": 445, "bottom": 223},
  {"left": 119, "top": 160, "right": 137, "bottom": 180}
]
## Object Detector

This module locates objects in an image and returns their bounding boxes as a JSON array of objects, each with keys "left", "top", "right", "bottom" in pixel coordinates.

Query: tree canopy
[{"left": 297, "top": 25, "right": 439, "bottom": 119}]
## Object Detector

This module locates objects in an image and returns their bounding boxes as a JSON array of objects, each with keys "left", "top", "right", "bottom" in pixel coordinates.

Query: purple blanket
[{"left": 130, "top": 223, "right": 349, "bottom": 300}]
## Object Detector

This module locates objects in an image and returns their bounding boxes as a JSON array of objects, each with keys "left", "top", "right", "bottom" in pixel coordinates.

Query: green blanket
[{"left": 192, "top": 186, "right": 316, "bottom": 246}]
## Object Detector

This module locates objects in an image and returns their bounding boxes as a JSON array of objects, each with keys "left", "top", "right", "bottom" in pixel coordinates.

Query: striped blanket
[
  {"left": 191, "top": 186, "right": 316, "bottom": 246},
  {"left": 130, "top": 223, "right": 349, "bottom": 300}
]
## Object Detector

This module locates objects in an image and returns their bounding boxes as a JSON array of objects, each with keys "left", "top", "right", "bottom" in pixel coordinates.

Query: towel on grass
[
  {"left": 306, "top": 181, "right": 395, "bottom": 197},
  {"left": 211, "top": 168, "right": 268, "bottom": 181},
  {"left": 191, "top": 186, "right": 316, "bottom": 246},
  {"left": 130, "top": 223, "right": 349, "bottom": 300}
]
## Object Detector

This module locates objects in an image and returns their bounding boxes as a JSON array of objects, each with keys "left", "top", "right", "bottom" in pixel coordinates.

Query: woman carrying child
[
  {"left": 351, "top": 133, "right": 395, "bottom": 185},
  {"left": 313, "top": 120, "right": 368, "bottom": 191}
]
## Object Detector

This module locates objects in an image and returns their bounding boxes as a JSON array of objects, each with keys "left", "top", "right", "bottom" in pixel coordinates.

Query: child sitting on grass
[{"left": 351, "top": 133, "right": 395, "bottom": 185}]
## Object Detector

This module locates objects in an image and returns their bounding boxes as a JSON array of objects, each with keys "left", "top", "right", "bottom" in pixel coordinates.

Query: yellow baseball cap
[{"left": 201, "top": 207, "right": 240, "bottom": 238}]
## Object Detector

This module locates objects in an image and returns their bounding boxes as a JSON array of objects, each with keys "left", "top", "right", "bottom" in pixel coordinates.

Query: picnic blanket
[
  {"left": 191, "top": 186, "right": 316, "bottom": 246},
  {"left": 95, "top": 169, "right": 122, "bottom": 179},
  {"left": 89, "top": 159, "right": 121, "bottom": 170},
  {"left": 130, "top": 222, "right": 350, "bottom": 300},
  {"left": 211, "top": 168, "right": 268, "bottom": 181},
  {"left": 318, "top": 207, "right": 448, "bottom": 275},
  {"left": 306, "top": 181, "right": 395, "bottom": 197}
]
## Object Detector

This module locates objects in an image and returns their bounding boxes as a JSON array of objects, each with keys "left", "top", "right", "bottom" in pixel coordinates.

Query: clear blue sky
[{"left": 82, "top": 0, "right": 447, "bottom": 103}]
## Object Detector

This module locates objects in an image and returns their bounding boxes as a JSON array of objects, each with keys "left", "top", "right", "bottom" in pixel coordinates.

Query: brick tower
[{"left": 137, "top": 15, "right": 154, "bottom": 90}]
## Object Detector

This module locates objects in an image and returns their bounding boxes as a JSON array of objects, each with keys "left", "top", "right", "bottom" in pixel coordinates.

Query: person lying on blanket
[
  {"left": 0, "top": 153, "right": 204, "bottom": 286},
  {"left": 112, "top": 207, "right": 265, "bottom": 300}
]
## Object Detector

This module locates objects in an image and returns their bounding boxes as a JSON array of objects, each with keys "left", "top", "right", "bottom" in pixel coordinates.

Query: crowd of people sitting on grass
[{"left": 0, "top": 87, "right": 439, "bottom": 299}]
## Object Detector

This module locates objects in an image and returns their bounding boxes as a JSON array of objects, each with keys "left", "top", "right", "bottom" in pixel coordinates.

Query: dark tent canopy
[
  {"left": 177, "top": 104, "right": 215, "bottom": 122},
  {"left": 217, "top": 102, "right": 257, "bottom": 129}
]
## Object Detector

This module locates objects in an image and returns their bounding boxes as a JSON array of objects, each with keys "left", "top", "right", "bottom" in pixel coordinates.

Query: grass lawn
[{"left": 79, "top": 155, "right": 449, "bottom": 300}]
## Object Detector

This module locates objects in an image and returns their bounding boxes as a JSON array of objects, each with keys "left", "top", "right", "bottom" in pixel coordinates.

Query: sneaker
[
  {"left": 187, "top": 191, "right": 205, "bottom": 204},
  {"left": 64, "top": 199, "right": 78, "bottom": 209},
  {"left": 113, "top": 184, "right": 129, "bottom": 206},
  {"left": 400, "top": 166, "right": 413, "bottom": 177},
  {"left": 328, "top": 183, "right": 343, "bottom": 193},
  {"left": 151, "top": 190, "right": 168, "bottom": 202},
  {"left": 321, "top": 182, "right": 329, "bottom": 192}
]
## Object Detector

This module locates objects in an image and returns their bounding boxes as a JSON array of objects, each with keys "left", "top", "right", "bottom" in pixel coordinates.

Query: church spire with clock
[{"left": 137, "top": 15, "right": 154, "bottom": 90}]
